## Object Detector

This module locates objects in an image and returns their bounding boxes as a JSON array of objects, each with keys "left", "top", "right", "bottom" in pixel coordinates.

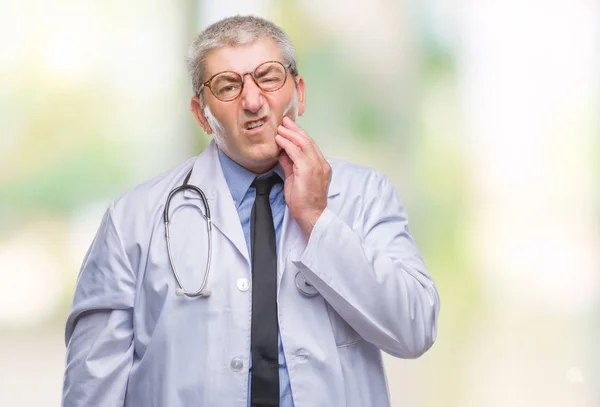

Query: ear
[
  {"left": 295, "top": 75, "right": 306, "bottom": 117},
  {"left": 191, "top": 96, "right": 213, "bottom": 135}
]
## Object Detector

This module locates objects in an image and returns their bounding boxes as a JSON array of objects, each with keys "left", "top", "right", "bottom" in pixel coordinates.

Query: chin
[
  {"left": 250, "top": 144, "right": 280, "bottom": 162},
  {"left": 241, "top": 143, "right": 280, "bottom": 172},
  {"left": 250, "top": 135, "right": 279, "bottom": 153}
]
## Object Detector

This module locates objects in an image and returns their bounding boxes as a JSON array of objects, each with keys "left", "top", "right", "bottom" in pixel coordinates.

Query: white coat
[{"left": 63, "top": 140, "right": 439, "bottom": 407}]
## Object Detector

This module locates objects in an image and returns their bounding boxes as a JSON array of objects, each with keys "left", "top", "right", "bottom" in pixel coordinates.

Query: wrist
[{"left": 297, "top": 208, "right": 325, "bottom": 239}]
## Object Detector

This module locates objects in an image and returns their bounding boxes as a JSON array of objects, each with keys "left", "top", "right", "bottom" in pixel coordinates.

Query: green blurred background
[{"left": 1, "top": 0, "right": 598, "bottom": 405}]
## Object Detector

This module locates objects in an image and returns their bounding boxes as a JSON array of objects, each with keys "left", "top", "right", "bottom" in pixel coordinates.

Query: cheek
[
  {"left": 275, "top": 88, "right": 297, "bottom": 114},
  {"left": 265, "top": 89, "right": 286, "bottom": 110},
  {"left": 220, "top": 114, "right": 238, "bottom": 133}
]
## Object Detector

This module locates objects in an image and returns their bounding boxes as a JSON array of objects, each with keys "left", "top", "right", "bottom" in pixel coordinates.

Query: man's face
[{"left": 191, "top": 39, "right": 305, "bottom": 174}]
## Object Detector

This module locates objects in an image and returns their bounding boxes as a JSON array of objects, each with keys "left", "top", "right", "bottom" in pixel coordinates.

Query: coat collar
[{"left": 184, "top": 140, "right": 341, "bottom": 199}]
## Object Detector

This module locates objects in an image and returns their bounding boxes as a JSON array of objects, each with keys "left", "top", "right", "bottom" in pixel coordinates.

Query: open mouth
[{"left": 244, "top": 117, "right": 267, "bottom": 131}]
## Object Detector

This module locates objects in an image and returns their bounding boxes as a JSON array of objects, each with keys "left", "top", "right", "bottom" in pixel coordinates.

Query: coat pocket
[{"left": 325, "top": 303, "right": 363, "bottom": 347}]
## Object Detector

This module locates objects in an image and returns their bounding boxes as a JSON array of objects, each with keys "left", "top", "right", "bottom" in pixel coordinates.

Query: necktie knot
[{"left": 253, "top": 174, "right": 282, "bottom": 196}]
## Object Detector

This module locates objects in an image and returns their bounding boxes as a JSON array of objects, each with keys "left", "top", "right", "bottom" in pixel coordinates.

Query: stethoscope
[
  {"left": 164, "top": 169, "right": 213, "bottom": 297},
  {"left": 164, "top": 168, "right": 319, "bottom": 298}
]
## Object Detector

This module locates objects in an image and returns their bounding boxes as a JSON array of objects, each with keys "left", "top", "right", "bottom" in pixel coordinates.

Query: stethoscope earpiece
[{"left": 175, "top": 287, "right": 212, "bottom": 297}]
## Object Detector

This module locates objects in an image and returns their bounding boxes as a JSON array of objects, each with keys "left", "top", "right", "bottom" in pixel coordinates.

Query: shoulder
[
  {"left": 327, "top": 157, "right": 393, "bottom": 197},
  {"left": 109, "top": 155, "right": 198, "bottom": 222}
]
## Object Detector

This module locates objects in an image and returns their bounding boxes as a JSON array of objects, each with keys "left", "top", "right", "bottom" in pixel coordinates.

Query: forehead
[{"left": 204, "top": 39, "right": 282, "bottom": 78}]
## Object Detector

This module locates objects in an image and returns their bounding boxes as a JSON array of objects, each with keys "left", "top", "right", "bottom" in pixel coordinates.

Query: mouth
[{"left": 243, "top": 116, "right": 268, "bottom": 133}]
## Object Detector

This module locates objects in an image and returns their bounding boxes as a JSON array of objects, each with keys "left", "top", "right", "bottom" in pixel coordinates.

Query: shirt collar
[{"left": 217, "top": 146, "right": 285, "bottom": 208}]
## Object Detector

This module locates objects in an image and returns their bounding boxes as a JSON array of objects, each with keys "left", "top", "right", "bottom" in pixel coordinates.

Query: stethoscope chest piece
[{"left": 295, "top": 271, "right": 319, "bottom": 297}]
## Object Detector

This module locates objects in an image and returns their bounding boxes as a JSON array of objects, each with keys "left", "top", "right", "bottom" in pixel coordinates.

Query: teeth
[{"left": 247, "top": 119, "right": 265, "bottom": 130}]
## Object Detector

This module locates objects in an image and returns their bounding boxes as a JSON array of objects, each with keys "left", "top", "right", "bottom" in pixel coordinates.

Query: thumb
[{"left": 278, "top": 151, "right": 293, "bottom": 180}]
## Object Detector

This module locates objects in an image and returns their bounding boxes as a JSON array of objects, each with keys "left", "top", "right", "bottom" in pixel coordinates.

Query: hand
[{"left": 275, "top": 117, "right": 331, "bottom": 239}]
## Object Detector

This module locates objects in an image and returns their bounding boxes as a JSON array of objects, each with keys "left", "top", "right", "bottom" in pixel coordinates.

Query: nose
[{"left": 240, "top": 73, "right": 264, "bottom": 113}]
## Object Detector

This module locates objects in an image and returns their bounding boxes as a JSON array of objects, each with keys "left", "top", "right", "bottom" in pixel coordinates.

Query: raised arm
[{"left": 292, "top": 173, "right": 439, "bottom": 358}]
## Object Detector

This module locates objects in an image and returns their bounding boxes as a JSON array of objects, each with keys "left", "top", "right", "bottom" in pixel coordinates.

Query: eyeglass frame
[{"left": 198, "top": 60, "right": 296, "bottom": 102}]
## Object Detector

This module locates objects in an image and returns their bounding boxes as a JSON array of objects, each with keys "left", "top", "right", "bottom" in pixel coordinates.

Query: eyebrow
[
  {"left": 212, "top": 72, "right": 240, "bottom": 82},
  {"left": 255, "top": 65, "right": 277, "bottom": 77}
]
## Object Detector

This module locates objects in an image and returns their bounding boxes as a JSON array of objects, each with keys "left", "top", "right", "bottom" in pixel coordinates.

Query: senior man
[{"left": 63, "top": 15, "right": 439, "bottom": 407}]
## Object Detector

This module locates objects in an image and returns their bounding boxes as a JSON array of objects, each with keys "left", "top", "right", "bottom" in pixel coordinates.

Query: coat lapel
[{"left": 182, "top": 141, "right": 250, "bottom": 266}]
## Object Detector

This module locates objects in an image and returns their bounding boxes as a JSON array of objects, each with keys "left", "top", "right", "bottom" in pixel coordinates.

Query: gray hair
[{"left": 187, "top": 15, "right": 299, "bottom": 104}]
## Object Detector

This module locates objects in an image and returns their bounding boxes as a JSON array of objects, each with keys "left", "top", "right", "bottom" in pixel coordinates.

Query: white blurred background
[{"left": 0, "top": 0, "right": 598, "bottom": 405}]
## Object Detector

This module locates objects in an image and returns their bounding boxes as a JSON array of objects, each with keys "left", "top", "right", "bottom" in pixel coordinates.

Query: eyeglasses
[{"left": 199, "top": 61, "right": 292, "bottom": 102}]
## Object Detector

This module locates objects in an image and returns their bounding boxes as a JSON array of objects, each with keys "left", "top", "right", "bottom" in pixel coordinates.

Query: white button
[
  {"left": 230, "top": 357, "right": 244, "bottom": 372},
  {"left": 294, "top": 348, "right": 309, "bottom": 362},
  {"left": 237, "top": 278, "right": 250, "bottom": 292}
]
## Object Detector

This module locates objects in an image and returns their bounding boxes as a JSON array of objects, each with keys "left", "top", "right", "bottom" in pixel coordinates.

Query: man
[{"left": 63, "top": 15, "right": 439, "bottom": 407}]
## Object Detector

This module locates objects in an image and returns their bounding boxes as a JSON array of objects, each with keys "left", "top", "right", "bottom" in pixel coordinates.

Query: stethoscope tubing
[{"left": 164, "top": 170, "right": 213, "bottom": 297}]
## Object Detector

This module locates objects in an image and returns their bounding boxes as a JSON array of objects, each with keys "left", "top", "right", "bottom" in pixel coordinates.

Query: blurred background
[{"left": 1, "top": 0, "right": 598, "bottom": 405}]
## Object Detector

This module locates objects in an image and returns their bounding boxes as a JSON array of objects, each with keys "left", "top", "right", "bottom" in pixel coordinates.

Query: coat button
[
  {"left": 294, "top": 348, "right": 309, "bottom": 362},
  {"left": 230, "top": 357, "right": 244, "bottom": 372},
  {"left": 237, "top": 278, "right": 250, "bottom": 292}
]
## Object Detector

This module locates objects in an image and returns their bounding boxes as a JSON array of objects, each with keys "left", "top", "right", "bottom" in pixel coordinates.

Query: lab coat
[{"left": 63, "top": 140, "right": 439, "bottom": 407}]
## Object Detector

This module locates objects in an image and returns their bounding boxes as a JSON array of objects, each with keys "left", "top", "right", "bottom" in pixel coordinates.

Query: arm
[
  {"left": 275, "top": 117, "right": 438, "bottom": 358},
  {"left": 63, "top": 203, "right": 136, "bottom": 406},
  {"left": 291, "top": 174, "right": 439, "bottom": 358}
]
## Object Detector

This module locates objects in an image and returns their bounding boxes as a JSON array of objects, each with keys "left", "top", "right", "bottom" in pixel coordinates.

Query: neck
[
  {"left": 242, "top": 159, "right": 279, "bottom": 175},
  {"left": 218, "top": 145, "right": 279, "bottom": 175}
]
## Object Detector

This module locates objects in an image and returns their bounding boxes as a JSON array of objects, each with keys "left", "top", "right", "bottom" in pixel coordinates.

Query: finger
[
  {"left": 282, "top": 117, "right": 328, "bottom": 162},
  {"left": 283, "top": 116, "right": 310, "bottom": 139},
  {"left": 278, "top": 150, "right": 294, "bottom": 180},
  {"left": 277, "top": 125, "right": 311, "bottom": 151},
  {"left": 279, "top": 122, "right": 327, "bottom": 163},
  {"left": 275, "top": 134, "right": 305, "bottom": 165}
]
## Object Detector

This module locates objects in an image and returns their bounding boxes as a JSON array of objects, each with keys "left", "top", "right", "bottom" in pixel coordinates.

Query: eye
[{"left": 218, "top": 84, "right": 241, "bottom": 93}]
